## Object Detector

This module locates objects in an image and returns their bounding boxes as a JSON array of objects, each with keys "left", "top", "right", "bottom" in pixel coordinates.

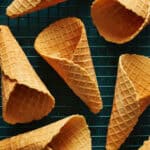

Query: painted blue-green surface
[{"left": 0, "top": 0, "right": 150, "bottom": 149}]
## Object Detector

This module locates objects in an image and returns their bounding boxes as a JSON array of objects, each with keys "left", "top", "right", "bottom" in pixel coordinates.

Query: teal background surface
[{"left": 0, "top": 0, "right": 150, "bottom": 149}]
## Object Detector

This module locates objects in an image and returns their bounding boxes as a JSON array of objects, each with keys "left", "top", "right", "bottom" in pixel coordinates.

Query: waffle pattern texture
[
  {"left": 106, "top": 54, "right": 150, "bottom": 150},
  {"left": 7, "top": 0, "right": 66, "bottom": 18},
  {"left": 34, "top": 17, "right": 102, "bottom": 114},
  {"left": 91, "top": 0, "right": 150, "bottom": 44},
  {"left": 0, "top": 26, "right": 55, "bottom": 124},
  {"left": 0, "top": 115, "right": 91, "bottom": 150}
]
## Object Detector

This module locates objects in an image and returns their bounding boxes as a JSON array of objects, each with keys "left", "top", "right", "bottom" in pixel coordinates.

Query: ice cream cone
[
  {"left": 34, "top": 17, "right": 102, "bottom": 114},
  {"left": 0, "top": 115, "right": 91, "bottom": 150},
  {"left": 91, "top": 0, "right": 150, "bottom": 44},
  {"left": 6, "top": 0, "right": 66, "bottom": 18},
  {"left": 0, "top": 26, "right": 55, "bottom": 124},
  {"left": 139, "top": 138, "right": 150, "bottom": 150},
  {"left": 106, "top": 54, "right": 150, "bottom": 150}
]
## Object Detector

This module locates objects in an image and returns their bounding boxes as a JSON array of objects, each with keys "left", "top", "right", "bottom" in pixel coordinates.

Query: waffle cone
[
  {"left": 91, "top": 0, "right": 150, "bottom": 44},
  {"left": 0, "top": 26, "right": 55, "bottom": 124},
  {"left": 139, "top": 139, "right": 150, "bottom": 150},
  {"left": 34, "top": 17, "right": 102, "bottom": 114},
  {"left": 0, "top": 115, "right": 91, "bottom": 150},
  {"left": 106, "top": 54, "right": 150, "bottom": 150},
  {"left": 6, "top": 0, "right": 66, "bottom": 18}
]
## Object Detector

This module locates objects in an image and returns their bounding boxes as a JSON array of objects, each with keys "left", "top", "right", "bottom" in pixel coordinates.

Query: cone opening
[
  {"left": 106, "top": 57, "right": 141, "bottom": 150},
  {"left": 46, "top": 116, "right": 91, "bottom": 150},
  {"left": 121, "top": 54, "right": 150, "bottom": 99},
  {"left": 91, "top": 0, "right": 145, "bottom": 43},
  {"left": 34, "top": 18, "right": 103, "bottom": 114},
  {"left": 5, "top": 84, "right": 54, "bottom": 124},
  {"left": 35, "top": 18, "right": 83, "bottom": 60}
]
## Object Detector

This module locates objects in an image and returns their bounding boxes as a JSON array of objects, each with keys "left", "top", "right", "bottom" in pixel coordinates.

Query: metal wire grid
[{"left": 0, "top": 0, "right": 150, "bottom": 149}]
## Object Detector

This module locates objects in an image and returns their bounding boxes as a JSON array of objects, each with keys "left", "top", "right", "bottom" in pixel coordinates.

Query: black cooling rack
[{"left": 0, "top": 0, "right": 150, "bottom": 149}]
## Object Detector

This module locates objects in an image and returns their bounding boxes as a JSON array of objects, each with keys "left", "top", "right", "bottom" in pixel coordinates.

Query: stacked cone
[
  {"left": 6, "top": 0, "right": 66, "bottom": 18},
  {"left": 0, "top": 115, "right": 91, "bottom": 150},
  {"left": 91, "top": 0, "right": 150, "bottom": 44},
  {"left": 139, "top": 138, "right": 150, "bottom": 150},
  {"left": 106, "top": 54, "right": 150, "bottom": 150},
  {"left": 0, "top": 26, "right": 55, "bottom": 124},
  {"left": 34, "top": 17, "right": 103, "bottom": 114}
]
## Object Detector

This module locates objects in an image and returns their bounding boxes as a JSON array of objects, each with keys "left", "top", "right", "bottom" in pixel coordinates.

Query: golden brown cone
[
  {"left": 139, "top": 138, "right": 150, "bottom": 150},
  {"left": 91, "top": 0, "right": 150, "bottom": 44},
  {"left": 0, "top": 115, "right": 92, "bottom": 150},
  {"left": 34, "top": 17, "right": 102, "bottom": 114},
  {"left": 0, "top": 26, "right": 55, "bottom": 124},
  {"left": 106, "top": 54, "right": 150, "bottom": 150},
  {"left": 6, "top": 0, "right": 66, "bottom": 18}
]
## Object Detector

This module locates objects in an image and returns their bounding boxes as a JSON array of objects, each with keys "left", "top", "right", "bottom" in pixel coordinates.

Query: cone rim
[{"left": 91, "top": 0, "right": 150, "bottom": 44}]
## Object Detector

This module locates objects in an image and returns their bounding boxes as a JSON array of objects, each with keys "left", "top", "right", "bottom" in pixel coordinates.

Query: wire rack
[{"left": 0, "top": 0, "right": 150, "bottom": 149}]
